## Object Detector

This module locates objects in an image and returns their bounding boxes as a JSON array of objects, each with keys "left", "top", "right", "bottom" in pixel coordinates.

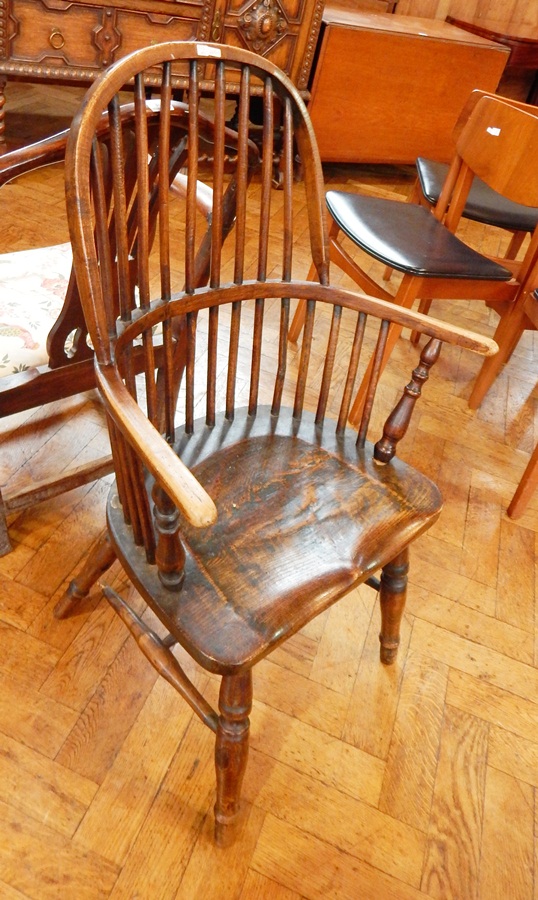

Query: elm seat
[
  {"left": 326, "top": 192, "right": 512, "bottom": 280},
  {"left": 416, "top": 157, "right": 538, "bottom": 234},
  {"left": 113, "top": 408, "right": 441, "bottom": 674},
  {"left": 56, "top": 40, "right": 495, "bottom": 847}
]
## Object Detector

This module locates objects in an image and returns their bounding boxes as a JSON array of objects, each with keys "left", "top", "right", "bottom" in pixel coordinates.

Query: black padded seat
[
  {"left": 326, "top": 191, "right": 513, "bottom": 281},
  {"left": 416, "top": 157, "right": 538, "bottom": 233}
]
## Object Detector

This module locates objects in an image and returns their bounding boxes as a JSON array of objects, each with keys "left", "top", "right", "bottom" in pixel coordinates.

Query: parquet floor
[{"left": 0, "top": 82, "right": 537, "bottom": 900}]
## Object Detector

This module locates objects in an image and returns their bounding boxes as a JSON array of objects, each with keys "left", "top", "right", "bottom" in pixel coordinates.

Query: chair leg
[
  {"left": 288, "top": 261, "right": 317, "bottom": 343},
  {"left": 214, "top": 670, "right": 252, "bottom": 847},
  {"left": 505, "top": 229, "right": 527, "bottom": 260},
  {"left": 54, "top": 530, "right": 116, "bottom": 619},
  {"left": 410, "top": 298, "right": 433, "bottom": 344},
  {"left": 348, "top": 320, "right": 404, "bottom": 427},
  {"left": 0, "top": 488, "right": 12, "bottom": 557},
  {"left": 508, "top": 441, "right": 538, "bottom": 519},
  {"left": 348, "top": 276, "right": 419, "bottom": 427},
  {"left": 378, "top": 547, "right": 409, "bottom": 665},
  {"left": 468, "top": 302, "right": 527, "bottom": 410}
]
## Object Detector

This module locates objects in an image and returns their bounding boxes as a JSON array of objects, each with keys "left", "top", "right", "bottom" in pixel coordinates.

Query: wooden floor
[{"left": 1, "top": 82, "right": 537, "bottom": 900}]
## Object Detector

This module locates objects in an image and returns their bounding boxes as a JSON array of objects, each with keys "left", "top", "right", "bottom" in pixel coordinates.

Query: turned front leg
[
  {"left": 379, "top": 547, "right": 409, "bottom": 665},
  {"left": 214, "top": 670, "right": 252, "bottom": 847}
]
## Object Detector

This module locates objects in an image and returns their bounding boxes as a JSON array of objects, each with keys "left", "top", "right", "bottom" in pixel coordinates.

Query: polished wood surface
[
  {"left": 1, "top": 79, "right": 537, "bottom": 896},
  {"left": 446, "top": 16, "right": 538, "bottom": 104},
  {"left": 446, "top": 17, "right": 538, "bottom": 62},
  {"left": 307, "top": 11, "right": 508, "bottom": 164},
  {"left": 398, "top": 0, "right": 538, "bottom": 29}
]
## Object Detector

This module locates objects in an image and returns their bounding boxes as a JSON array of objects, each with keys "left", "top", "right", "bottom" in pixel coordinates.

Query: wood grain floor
[{"left": 0, "top": 82, "right": 537, "bottom": 900}]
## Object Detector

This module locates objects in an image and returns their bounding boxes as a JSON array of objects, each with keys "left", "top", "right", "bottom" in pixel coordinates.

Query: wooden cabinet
[
  {"left": 307, "top": 9, "right": 510, "bottom": 164},
  {"left": 0, "top": 0, "right": 324, "bottom": 138},
  {"left": 213, "top": 0, "right": 324, "bottom": 92},
  {"left": 0, "top": 0, "right": 209, "bottom": 79}
]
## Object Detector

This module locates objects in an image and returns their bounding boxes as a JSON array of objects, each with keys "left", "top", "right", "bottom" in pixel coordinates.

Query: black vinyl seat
[
  {"left": 326, "top": 191, "right": 513, "bottom": 280},
  {"left": 416, "top": 157, "right": 538, "bottom": 233}
]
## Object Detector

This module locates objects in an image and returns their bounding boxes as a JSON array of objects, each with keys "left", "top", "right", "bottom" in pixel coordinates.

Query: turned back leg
[{"left": 54, "top": 530, "right": 116, "bottom": 618}]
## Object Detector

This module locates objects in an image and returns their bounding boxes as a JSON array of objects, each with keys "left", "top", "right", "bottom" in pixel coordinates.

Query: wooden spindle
[
  {"left": 316, "top": 305, "right": 341, "bottom": 425},
  {"left": 152, "top": 482, "right": 185, "bottom": 590},
  {"left": 374, "top": 338, "right": 442, "bottom": 463},
  {"left": 356, "top": 318, "right": 389, "bottom": 448}
]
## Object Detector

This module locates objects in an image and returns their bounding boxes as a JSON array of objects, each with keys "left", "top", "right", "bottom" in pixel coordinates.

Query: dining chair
[
  {"left": 55, "top": 40, "right": 495, "bottom": 846},
  {"left": 467, "top": 285, "right": 538, "bottom": 518},
  {"left": 288, "top": 91, "right": 538, "bottom": 426},
  {"left": 412, "top": 90, "right": 538, "bottom": 264},
  {"left": 507, "top": 293, "right": 538, "bottom": 518}
]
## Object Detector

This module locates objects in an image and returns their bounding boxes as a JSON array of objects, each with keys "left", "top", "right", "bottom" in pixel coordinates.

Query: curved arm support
[{"left": 97, "top": 363, "right": 217, "bottom": 528}]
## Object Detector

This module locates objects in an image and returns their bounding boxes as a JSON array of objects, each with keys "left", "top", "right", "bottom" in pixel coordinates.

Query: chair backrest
[
  {"left": 450, "top": 88, "right": 538, "bottom": 146},
  {"left": 65, "top": 41, "right": 495, "bottom": 564},
  {"left": 438, "top": 94, "right": 538, "bottom": 227},
  {"left": 456, "top": 94, "right": 538, "bottom": 207}
]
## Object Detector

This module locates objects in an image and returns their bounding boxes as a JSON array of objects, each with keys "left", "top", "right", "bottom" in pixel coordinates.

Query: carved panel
[
  {"left": 92, "top": 8, "right": 121, "bottom": 68},
  {"left": 215, "top": 0, "right": 324, "bottom": 90}
]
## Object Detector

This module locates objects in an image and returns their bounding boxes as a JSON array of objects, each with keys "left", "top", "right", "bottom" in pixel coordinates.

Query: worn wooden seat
[
  {"left": 289, "top": 90, "right": 538, "bottom": 426},
  {"left": 56, "top": 41, "right": 495, "bottom": 846}
]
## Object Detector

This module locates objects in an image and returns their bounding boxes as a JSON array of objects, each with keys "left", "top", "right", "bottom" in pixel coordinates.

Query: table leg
[
  {"left": 526, "top": 69, "right": 538, "bottom": 105},
  {"left": 0, "top": 77, "right": 6, "bottom": 143}
]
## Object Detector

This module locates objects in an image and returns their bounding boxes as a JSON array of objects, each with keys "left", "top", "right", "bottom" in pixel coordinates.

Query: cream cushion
[{"left": 0, "top": 242, "right": 72, "bottom": 376}]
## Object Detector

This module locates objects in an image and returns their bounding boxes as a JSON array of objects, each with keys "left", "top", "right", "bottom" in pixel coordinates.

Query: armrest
[
  {"left": 327, "top": 283, "right": 498, "bottom": 357},
  {"left": 96, "top": 363, "right": 217, "bottom": 528},
  {"left": 0, "top": 129, "right": 70, "bottom": 186}
]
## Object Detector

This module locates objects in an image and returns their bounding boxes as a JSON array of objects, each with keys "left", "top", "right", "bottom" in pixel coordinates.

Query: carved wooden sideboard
[{"left": 0, "top": 0, "right": 324, "bottom": 139}]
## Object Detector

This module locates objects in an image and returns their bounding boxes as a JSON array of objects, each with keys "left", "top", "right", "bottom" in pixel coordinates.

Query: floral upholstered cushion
[{"left": 0, "top": 242, "right": 72, "bottom": 376}]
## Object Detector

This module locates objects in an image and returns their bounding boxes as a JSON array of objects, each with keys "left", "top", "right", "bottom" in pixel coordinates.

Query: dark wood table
[{"left": 446, "top": 16, "right": 538, "bottom": 103}]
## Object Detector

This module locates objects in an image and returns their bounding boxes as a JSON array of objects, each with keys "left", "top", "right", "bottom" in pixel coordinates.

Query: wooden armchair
[
  {"left": 0, "top": 101, "right": 255, "bottom": 554},
  {"left": 289, "top": 91, "right": 538, "bottom": 426},
  {"left": 0, "top": 127, "right": 109, "bottom": 555},
  {"left": 56, "top": 41, "right": 495, "bottom": 846}
]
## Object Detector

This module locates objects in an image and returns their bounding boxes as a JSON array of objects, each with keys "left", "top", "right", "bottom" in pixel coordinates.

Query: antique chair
[
  {"left": 0, "top": 127, "right": 109, "bottom": 555},
  {"left": 289, "top": 92, "right": 538, "bottom": 425},
  {"left": 56, "top": 41, "right": 495, "bottom": 846},
  {"left": 0, "top": 102, "right": 250, "bottom": 554}
]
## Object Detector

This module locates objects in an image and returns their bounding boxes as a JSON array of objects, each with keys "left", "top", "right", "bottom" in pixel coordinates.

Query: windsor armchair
[
  {"left": 56, "top": 41, "right": 495, "bottom": 846},
  {"left": 289, "top": 92, "right": 538, "bottom": 425}
]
